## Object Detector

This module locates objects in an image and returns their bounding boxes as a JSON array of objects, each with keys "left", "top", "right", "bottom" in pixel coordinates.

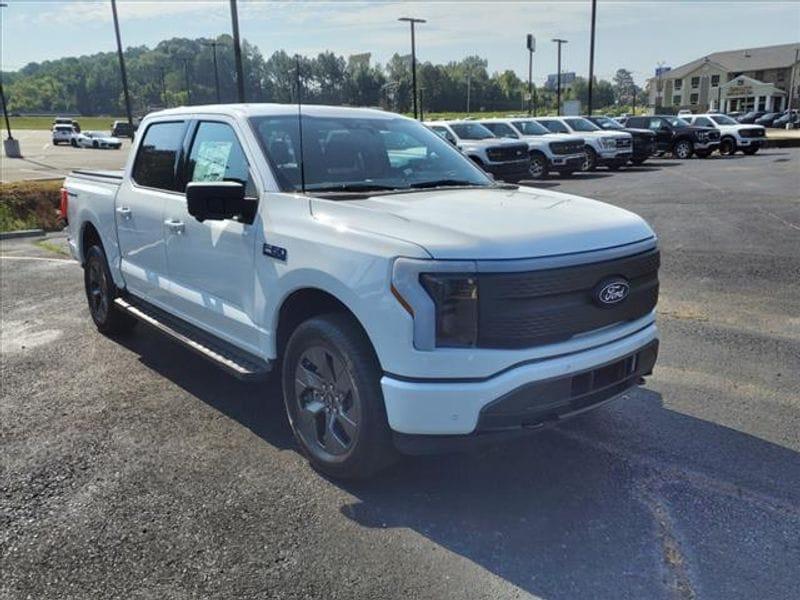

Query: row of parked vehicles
[
  {"left": 423, "top": 112, "right": 765, "bottom": 181},
  {"left": 51, "top": 117, "right": 137, "bottom": 150},
  {"left": 728, "top": 109, "right": 799, "bottom": 128}
]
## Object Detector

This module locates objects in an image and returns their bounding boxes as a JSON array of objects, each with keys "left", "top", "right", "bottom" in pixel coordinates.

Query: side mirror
[{"left": 186, "top": 181, "right": 245, "bottom": 222}]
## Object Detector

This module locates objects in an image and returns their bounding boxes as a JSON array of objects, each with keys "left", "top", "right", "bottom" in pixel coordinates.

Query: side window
[
  {"left": 431, "top": 126, "right": 456, "bottom": 144},
  {"left": 648, "top": 118, "right": 664, "bottom": 131},
  {"left": 132, "top": 121, "right": 186, "bottom": 191},
  {"left": 186, "top": 121, "right": 256, "bottom": 197},
  {"left": 540, "top": 120, "right": 569, "bottom": 134},
  {"left": 695, "top": 117, "right": 712, "bottom": 127}
]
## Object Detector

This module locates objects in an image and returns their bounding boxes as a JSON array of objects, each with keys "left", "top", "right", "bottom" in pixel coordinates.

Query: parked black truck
[
  {"left": 626, "top": 115, "right": 720, "bottom": 159},
  {"left": 584, "top": 116, "right": 657, "bottom": 165}
]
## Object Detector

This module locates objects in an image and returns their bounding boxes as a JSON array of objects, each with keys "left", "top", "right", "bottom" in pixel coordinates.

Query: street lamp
[
  {"left": 526, "top": 34, "right": 536, "bottom": 116},
  {"left": 110, "top": 0, "right": 134, "bottom": 136},
  {"left": 229, "top": 0, "right": 246, "bottom": 103},
  {"left": 587, "top": 0, "right": 597, "bottom": 115},
  {"left": 552, "top": 38, "right": 568, "bottom": 115},
  {"left": 398, "top": 17, "right": 426, "bottom": 120}
]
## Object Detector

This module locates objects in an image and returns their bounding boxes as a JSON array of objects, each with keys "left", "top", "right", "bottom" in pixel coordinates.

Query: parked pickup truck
[
  {"left": 625, "top": 115, "right": 720, "bottom": 159},
  {"left": 477, "top": 118, "right": 585, "bottom": 179},
  {"left": 534, "top": 116, "right": 633, "bottom": 171},
  {"left": 584, "top": 116, "right": 657, "bottom": 165},
  {"left": 63, "top": 104, "right": 660, "bottom": 478},
  {"left": 424, "top": 120, "right": 532, "bottom": 181},
  {"left": 679, "top": 113, "right": 765, "bottom": 155}
]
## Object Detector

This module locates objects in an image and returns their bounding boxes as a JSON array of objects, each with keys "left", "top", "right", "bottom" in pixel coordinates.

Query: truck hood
[
  {"left": 309, "top": 186, "right": 655, "bottom": 260},
  {"left": 576, "top": 131, "right": 630, "bottom": 140}
]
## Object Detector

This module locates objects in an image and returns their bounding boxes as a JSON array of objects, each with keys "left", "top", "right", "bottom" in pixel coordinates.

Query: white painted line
[{"left": 0, "top": 255, "right": 75, "bottom": 264}]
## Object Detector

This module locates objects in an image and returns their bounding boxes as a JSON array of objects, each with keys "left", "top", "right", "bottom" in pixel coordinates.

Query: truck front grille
[
  {"left": 486, "top": 144, "right": 529, "bottom": 162},
  {"left": 740, "top": 128, "right": 764, "bottom": 138},
  {"left": 550, "top": 141, "right": 584, "bottom": 155},
  {"left": 476, "top": 249, "right": 660, "bottom": 349},
  {"left": 615, "top": 137, "right": 632, "bottom": 148}
]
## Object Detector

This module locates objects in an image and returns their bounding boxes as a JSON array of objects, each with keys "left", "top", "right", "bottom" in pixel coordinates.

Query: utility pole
[
  {"left": 203, "top": 41, "right": 223, "bottom": 103},
  {"left": 110, "top": 0, "right": 134, "bottom": 133},
  {"left": 158, "top": 67, "right": 167, "bottom": 107},
  {"left": 587, "top": 0, "right": 597, "bottom": 115},
  {"left": 527, "top": 34, "right": 535, "bottom": 116},
  {"left": 229, "top": 0, "right": 246, "bottom": 102},
  {"left": 181, "top": 58, "right": 192, "bottom": 105},
  {"left": 466, "top": 70, "right": 471, "bottom": 114},
  {"left": 399, "top": 17, "right": 426, "bottom": 119},
  {"left": 0, "top": 2, "right": 18, "bottom": 156},
  {"left": 552, "top": 38, "right": 568, "bottom": 115}
]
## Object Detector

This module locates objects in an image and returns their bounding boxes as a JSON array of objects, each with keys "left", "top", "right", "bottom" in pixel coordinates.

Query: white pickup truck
[
  {"left": 63, "top": 104, "right": 660, "bottom": 478},
  {"left": 535, "top": 116, "right": 633, "bottom": 171},
  {"left": 679, "top": 113, "right": 765, "bottom": 155}
]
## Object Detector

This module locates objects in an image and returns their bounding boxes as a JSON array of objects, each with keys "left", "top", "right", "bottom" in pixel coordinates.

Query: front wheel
[
  {"left": 719, "top": 137, "right": 737, "bottom": 155},
  {"left": 742, "top": 146, "right": 759, "bottom": 155},
  {"left": 282, "top": 313, "right": 397, "bottom": 479},
  {"left": 582, "top": 147, "right": 597, "bottom": 171},
  {"left": 528, "top": 152, "right": 548, "bottom": 179},
  {"left": 83, "top": 245, "right": 137, "bottom": 335},
  {"left": 673, "top": 139, "right": 694, "bottom": 159}
]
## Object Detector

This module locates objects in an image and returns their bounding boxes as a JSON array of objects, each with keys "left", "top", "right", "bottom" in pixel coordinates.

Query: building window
[
  {"left": 674, "top": 79, "right": 683, "bottom": 91},
  {"left": 711, "top": 75, "right": 720, "bottom": 87},
  {"left": 690, "top": 93, "right": 699, "bottom": 105},
  {"left": 754, "top": 70, "right": 764, "bottom": 81},
  {"left": 672, "top": 95, "right": 681, "bottom": 106},
  {"left": 691, "top": 76, "right": 700, "bottom": 88},
  {"left": 777, "top": 70, "right": 785, "bottom": 82}
]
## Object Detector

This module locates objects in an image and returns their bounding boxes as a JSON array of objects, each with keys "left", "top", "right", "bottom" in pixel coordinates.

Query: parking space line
[{"left": 0, "top": 255, "right": 75, "bottom": 263}]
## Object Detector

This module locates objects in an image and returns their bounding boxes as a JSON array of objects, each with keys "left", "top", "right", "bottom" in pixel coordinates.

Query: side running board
[{"left": 114, "top": 296, "right": 271, "bottom": 381}]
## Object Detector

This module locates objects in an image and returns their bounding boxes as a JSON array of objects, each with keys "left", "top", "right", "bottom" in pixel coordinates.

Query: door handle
[
  {"left": 116, "top": 206, "right": 132, "bottom": 219},
  {"left": 164, "top": 219, "right": 185, "bottom": 235}
]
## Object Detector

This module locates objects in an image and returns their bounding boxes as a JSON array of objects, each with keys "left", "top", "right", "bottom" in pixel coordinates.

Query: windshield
[
  {"left": 481, "top": 122, "right": 518, "bottom": 138},
  {"left": 666, "top": 117, "right": 689, "bottom": 128},
  {"left": 537, "top": 119, "right": 570, "bottom": 134},
  {"left": 592, "top": 117, "right": 623, "bottom": 130},
  {"left": 512, "top": 120, "right": 550, "bottom": 135},
  {"left": 710, "top": 115, "right": 737, "bottom": 125},
  {"left": 449, "top": 122, "right": 496, "bottom": 140},
  {"left": 564, "top": 118, "right": 601, "bottom": 132},
  {"left": 250, "top": 115, "right": 493, "bottom": 194}
]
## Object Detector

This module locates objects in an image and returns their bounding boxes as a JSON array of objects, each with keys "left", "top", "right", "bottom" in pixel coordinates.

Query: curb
[{"left": 0, "top": 228, "right": 45, "bottom": 240}]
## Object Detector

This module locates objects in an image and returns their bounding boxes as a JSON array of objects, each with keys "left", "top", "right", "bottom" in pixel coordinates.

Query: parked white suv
[
  {"left": 424, "top": 120, "right": 532, "bottom": 181},
  {"left": 52, "top": 124, "right": 76, "bottom": 146},
  {"left": 477, "top": 118, "right": 585, "bottom": 179},
  {"left": 535, "top": 117, "right": 633, "bottom": 171},
  {"left": 680, "top": 113, "right": 765, "bottom": 155},
  {"left": 63, "top": 104, "right": 660, "bottom": 478}
]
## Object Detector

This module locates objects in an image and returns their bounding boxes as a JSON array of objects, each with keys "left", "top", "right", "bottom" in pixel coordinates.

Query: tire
[
  {"left": 719, "top": 137, "right": 737, "bottom": 155},
  {"left": 93, "top": 141, "right": 99, "bottom": 149},
  {"left": 582, "top": 147, "right": 597, "bottom": 171},
  {"left": 528, "top": 152, "right": 548, "bottom": 179},
  {"left": 71, "top": 138, "right": 78, "bottom": 148},
  {"left": 282, "top": 313, "right": 397, "bottom": 479},
  {"left": 742, "top": 146, "right": 759, "bottom": 155},
  {"left": 673, "top": 139, "right": 694, "bottom": 159},
  {"left": 83, "top": 245, "right": 137, "bottom": 335}
]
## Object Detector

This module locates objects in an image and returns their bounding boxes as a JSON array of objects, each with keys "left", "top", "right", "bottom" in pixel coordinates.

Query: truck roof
[{"left": 147, "top": 103, "right": 400, "bottom": 121}]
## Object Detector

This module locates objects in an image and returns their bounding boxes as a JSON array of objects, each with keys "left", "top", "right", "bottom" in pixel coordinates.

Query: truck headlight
[
  {"left": 419, "top": 274, "right": 478, "bottom": 347},
  {"left": 601, "top": 138, "right": 616, "bottom": 149}
]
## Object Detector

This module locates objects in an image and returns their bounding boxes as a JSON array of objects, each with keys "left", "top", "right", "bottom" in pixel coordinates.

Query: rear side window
[
  {"left": 538, "top": 119, "right": 569, "bottom": 134},
  {"left": 132, "top": 121, "right": 186, "bottom": 192}
]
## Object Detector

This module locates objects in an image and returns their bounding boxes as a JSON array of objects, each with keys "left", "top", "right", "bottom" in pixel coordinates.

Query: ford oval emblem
[{"left": 593, "top": 278, "right": 630, "bottom": 307}]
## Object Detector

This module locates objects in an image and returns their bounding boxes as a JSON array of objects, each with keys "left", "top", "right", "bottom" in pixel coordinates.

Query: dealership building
[{"left": 647, "top": 43, "right": 800, "bottom": 113}]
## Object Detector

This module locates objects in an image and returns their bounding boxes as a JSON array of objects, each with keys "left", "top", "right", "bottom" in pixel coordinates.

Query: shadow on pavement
[{"left": 115, "top": 325, "right": 800, "bottom": 600}]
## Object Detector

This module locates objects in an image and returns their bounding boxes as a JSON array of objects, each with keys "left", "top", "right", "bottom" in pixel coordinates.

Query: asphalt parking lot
[
  {"left": 2, "top": 148, "right": 799, "bottom": 599},
  {"left": 0, "top": 129, "right": 130, "bottom": 182}
]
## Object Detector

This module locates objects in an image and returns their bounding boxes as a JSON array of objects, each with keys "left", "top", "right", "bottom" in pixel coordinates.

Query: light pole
[
  {"left": 0, "top": 2, "right": 21, "bottom": 158},
  {"left": 110, "top": 0, "right": 134, "bottom": 134},
  {"left": 229, "top": 0, "right": 246, "bottom": 102},
  {"left": 398, "top": 17, "right": 425, "bottom": 119},
  {"left": 466, "top": 69, "right": 472, "bottom": 114},
  {"left": 180, "top": 58, "right": 192, "bottom": 105},
  {"left": 552, "top": 38, "right": 568, "bottom": 115},
  {"left": 203, "top": 41, "right": 223, "bottom": 103},
  {"left": 158, "top": 67, "right": 167, "bottom": 107},
  {"left": 587, "top": 0, "right": 597, "bottom": 115},
  {"left": 527, "top": 34, "right": 535, "bottom": 116}
]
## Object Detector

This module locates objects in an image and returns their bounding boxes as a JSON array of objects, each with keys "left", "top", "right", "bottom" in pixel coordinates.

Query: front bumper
[
  {"left": 549, "top": 154, "right": 584, "bottom": 172},
  {"left": 599, "top": 150, "right": 632, "bottom": 165},
  {"left": 483, "top": 159, "right": 533, "bottom": 181},
  {"left": 737, "top": 137, "right": 763, "bottom": 147},
  {"left": 695, "top": 140, "right": 720, "bottom": 151},
  {"left": 381, "top": 321, "right": 658, "bottom": 437}
]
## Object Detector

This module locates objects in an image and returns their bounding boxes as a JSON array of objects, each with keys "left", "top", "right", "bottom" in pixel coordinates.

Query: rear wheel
[
  {"left": 282, "top": 314, "right": 397, "bottom": 479},
  {"left": 673, "top": 139, "right": 694, "bottom": 159},
  {"left": 92, "top": 141, "right": 99, "bottom": 149},
  {"left": 582, "top": 147, "right": 597, "bottom": 171},
  {"left": 83, "top": 245, "right": 137, "bottom": 335}
]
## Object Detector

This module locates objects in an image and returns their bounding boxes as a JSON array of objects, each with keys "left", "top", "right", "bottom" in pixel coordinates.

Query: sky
[{"left": 1, "top": 0, "right": 799, "bottom": 85}]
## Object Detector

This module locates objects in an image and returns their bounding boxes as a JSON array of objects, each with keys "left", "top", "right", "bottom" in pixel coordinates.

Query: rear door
[
  {"left": 116, "top": 120, "right": 188, "bottom": 303},
  {"left": 161, "top": 119, "right": 262, "bottom": 353},
  {"left": 644, "top": 118, "right": 671, "bottom": 151}
]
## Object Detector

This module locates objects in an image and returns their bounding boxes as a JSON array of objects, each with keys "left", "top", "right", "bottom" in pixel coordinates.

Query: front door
[
  {"left": 162, "top": 120, "right": 262, "bottom": 354},
  {"left": 116, "top": 120, "right": 188, "bottom": 303}
]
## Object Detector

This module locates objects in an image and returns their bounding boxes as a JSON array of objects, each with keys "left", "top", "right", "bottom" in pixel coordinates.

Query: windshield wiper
[
  {"left": 408, "top": 179, "right": 487, "bottom": 189},
  {"left": 306, "top": 182, "right": 402, "bottom": 193}
]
